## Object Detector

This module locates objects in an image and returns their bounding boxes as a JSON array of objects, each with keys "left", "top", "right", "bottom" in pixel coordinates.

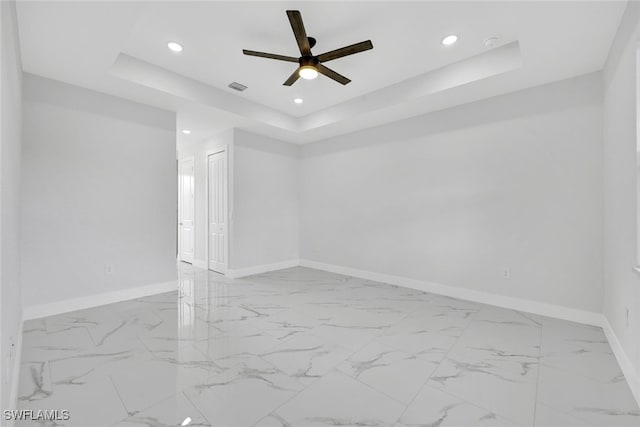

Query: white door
[
  {"left": 208, "top": 150, "right": 228, "bottom": 273},
  {"left": 178, "top": 157, "right": 195, "bottom": 263}
]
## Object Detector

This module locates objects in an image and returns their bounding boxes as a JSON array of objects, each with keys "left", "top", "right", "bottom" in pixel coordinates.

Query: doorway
[
  {"left": 178, "top": 156, "right": 195, "bottom": 264},
  {"left": 207, "top": 149, "right": 228, "bottom": 273}
]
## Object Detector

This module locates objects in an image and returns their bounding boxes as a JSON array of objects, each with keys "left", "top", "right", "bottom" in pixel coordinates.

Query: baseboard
[
  {"left": 22, "top": 280, "right": 177, "bottom": 320},
  {"left": 297, "top": 261, "right": 640, "bottom": 401},
  {"left": 226, "top": 259, "right": 300, "bottom": 279},
  {"left": 192, "top": 259, "right": 207, "bottom": 269},
  {"left": 601, "top": 316, "right": 640, "bottom": 406},
  {"left": 299, "top": 259, "right": 603, "bottom": 327},
  {"left": 7, "top": 318, "right": 24, "bottom": 427}
]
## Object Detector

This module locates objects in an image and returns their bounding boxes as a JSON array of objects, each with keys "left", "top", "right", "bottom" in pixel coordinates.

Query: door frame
[
  {"left": 178, "top": 155, "right": 195, "bottom": 264},
  {"left": 205, "top": 146, "right": 230, "bottom": 274}
]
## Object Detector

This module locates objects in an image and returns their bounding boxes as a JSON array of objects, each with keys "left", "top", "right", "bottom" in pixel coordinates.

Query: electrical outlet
[
  {"left": 502, "top": 268, "right": 511, "bottom": 280},
  {"left": 5, "top": 337, "right": 14, "bottom": 385},
  {"left": 104, "top": 264, "right": 114, "bottom": 274},
  {"left": 626, "top": 307, "right": 630, "bottom": 328}
]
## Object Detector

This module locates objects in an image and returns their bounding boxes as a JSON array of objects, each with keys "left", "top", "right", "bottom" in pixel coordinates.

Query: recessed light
[
  {"left": 441, "top": 35, "right": 458, "bottom": 46},
  {"left": 181, "top": 129, "right": 191, "bottom": 135},
  {"left": 167, "top": 42, "right": 183, "bottom": 52},
  {"left": 483, "top": 36, "right": 500, "bottom": 48},
  {"left": 294, "top": 98, "right": 303, "bottom": 104},
  {"left": 181, "top": 418, "right": 192, "bottom": 426}
]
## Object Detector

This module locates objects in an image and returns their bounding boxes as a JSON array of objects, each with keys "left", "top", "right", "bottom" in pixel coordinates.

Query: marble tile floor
[{"left": 16, "top": 264, "right": 640, "bottom": 427}]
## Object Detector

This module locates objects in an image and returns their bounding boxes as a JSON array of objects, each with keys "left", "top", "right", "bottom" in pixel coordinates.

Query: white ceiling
[
  {"left": 123, "top": 2, "right": 520, "bottom": 116},
  {"left": 16, "top": 1, "right": 627, "bottom": 145}
]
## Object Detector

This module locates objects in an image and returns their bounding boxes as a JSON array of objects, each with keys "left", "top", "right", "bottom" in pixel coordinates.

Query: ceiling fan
[{"left": 242, "top": 10, "right": 373, "bottom": 86}]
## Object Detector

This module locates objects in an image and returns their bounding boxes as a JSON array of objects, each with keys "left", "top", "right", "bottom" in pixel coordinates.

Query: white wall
[
  {"left": 21, "top": 75, "right": 177, "bottom": 308},
  {"left": 300, "top": 72, "right": 604, "bottom": 313},
  {"left": 602, "top": 0, "right": 640, "bottom": 395},
  {"left": 0, "top": 0, "right": 23, "bottom": 411},
  {"left": 231, "top": 129, "right": 299, "bottom": 269}
]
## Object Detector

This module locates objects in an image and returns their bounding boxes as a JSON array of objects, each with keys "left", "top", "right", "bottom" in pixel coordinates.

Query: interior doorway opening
[
  {"left": 207, "top": 149, "right": 229, "bottom": 274},
  {"left": 178, "top": 156, "right": 195, "bottom": 264}
]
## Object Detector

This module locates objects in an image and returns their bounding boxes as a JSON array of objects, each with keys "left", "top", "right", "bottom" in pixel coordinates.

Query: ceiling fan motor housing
[{"left": 299, "top": 56, "right": 319, "bottom": 67}]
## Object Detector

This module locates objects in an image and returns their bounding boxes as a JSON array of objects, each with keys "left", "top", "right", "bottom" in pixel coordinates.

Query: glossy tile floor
[{"left": 18, "top": 264, "right": 640, "bottom": 427}]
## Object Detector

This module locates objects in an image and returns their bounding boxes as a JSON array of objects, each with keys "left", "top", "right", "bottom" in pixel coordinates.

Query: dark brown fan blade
[
  {"left": 317, "top": 40, "right": 373, "bottom": 63},
  {"left": 317, "top": 64, "right": 351, "bottom": 85},
  {"left": 243, "top": 50, "right": 299, "bottom": 63},
  {"left": 286, "top": 10, "right": 311, "bottom": 55},
  {"left": 283, "top": 68, "right": 301, "bottom": 86}
]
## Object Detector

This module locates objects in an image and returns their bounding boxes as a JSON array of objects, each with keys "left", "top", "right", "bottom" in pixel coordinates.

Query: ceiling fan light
[{"left": 299, "top": 65, "right": 319, "bottom": 80}]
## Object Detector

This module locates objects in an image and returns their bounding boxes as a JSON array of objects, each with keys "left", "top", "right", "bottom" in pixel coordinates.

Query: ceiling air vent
[{"left": 228, "top": 82, "right": 248, "bottom": 92}]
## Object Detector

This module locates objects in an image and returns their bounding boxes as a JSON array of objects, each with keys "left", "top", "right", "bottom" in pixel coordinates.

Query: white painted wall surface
[
  {"left": 21, "top": 75, "right": 177, "bottom": 308},
  {"left": 0, "top": 0, "right": 23, "bottom": 411},
  {"left": 300, "top": 73, "right": 604, "bottom": 313},
  {"left": 602, "top": 0, "right": 640, "bottom": 391},
  {"left": 231, "top": 129, "right": 299, "bottom": 270}
]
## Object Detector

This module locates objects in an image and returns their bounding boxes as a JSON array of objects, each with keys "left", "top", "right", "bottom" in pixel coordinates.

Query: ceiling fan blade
[
  {"left": 286, "top": 10, "right": 311, "bottom": 56},
  {"left": 283, "top": 68, "right": 301, "bottom": 86},
  {"left": 243, "top": 50, "right": 299, "bottom": 63},
  {"left": 317, "top": 64, "right": 351, "bottom": 85},
  {"left": 317, "top": 40, "right": 373, "bottom": 63}
]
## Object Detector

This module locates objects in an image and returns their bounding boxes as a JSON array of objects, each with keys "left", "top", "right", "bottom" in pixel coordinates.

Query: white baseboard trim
[
  {"left": 601, "top": 316, "right": 640, "bottom": 406},
  {"left": 298, "top": 261, "right": 640, "bottom": 404},
  {"left": 192, "top": 259, "right": 207, "bottom": 269},
  {"left": 7, "top": 318, "right": 24, "bottom": 427},
  {"left": 226, "top": 259, "right": 300, "bottom": 279},
  {"left": 299, "top": 259, "right": 603, "bottom": 327},
  {"left": 23, "top": 280, "right": 177, "bottom": 320}
]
